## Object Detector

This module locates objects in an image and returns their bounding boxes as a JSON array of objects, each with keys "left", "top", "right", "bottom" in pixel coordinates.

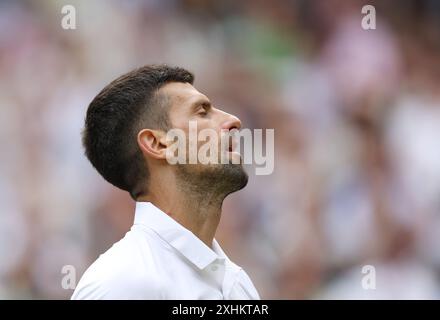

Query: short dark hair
[{"left": 82, "top": 64, "right": 194, "bottom": 200}]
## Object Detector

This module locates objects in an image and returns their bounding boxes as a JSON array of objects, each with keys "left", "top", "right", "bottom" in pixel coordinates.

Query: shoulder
[
  {"left": 71, "top": 229, "right": 164, "bottom": 299},
  {"left": 228, "top": 260, "right": 261, "bottom": 300}
]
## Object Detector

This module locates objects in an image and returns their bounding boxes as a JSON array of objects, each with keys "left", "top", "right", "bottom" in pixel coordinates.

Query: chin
[
  {"left": 175, "top": 159, "right": 249, "bottom": 196},
  {"left": 220, "top": 162, "right": 249, "bottom": 193}
]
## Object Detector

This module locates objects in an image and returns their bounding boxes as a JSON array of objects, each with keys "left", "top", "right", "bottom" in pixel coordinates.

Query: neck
[{"left": 137, "top": 171, "right": 226, "bottom": 248}]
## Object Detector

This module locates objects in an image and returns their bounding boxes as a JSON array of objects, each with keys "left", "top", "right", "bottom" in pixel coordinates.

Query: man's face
[{"left": 160, "top": 82, "right": 248, "bottom": 194}]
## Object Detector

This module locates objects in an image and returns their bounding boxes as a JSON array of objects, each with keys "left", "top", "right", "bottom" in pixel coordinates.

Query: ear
[{"left": 137, "top": 129, "right": 168, "bottom": 160}]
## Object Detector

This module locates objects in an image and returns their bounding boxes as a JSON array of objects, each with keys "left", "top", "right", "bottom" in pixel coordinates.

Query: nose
[{"left": 220, "top": 112, "right": 242, "bottom": 131}]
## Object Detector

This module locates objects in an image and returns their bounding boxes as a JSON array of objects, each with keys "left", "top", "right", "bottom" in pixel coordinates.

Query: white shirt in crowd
[{"left": 71, "top": 201, "right": 260, "bottom": 299}]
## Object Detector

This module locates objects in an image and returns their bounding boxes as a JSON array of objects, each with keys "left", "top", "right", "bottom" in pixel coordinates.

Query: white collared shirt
[{"left": 71, "top": 202, "right": 260, "bottom": 300}]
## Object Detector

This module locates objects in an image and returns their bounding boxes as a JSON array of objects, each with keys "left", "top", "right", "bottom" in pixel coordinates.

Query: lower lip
[{"left": 227, "top": 151, "right": 241, "bottom": 157}]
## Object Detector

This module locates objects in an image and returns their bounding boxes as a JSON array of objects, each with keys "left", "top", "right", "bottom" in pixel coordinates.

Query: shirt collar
[{"left": 134, "top": 201, "right": 226, "bottom": 270}]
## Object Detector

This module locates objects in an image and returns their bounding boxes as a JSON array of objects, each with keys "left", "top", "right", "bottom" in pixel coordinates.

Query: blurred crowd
[{"left": 1, "top": 0, "right": 440, "bottom": 299}]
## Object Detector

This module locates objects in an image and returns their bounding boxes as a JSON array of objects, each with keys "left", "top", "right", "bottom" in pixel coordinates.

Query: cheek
[
  {"left": 168, "top": 112, "right": 223, "bottom": 142},
  {"left": 198, "top": 114, "right": 224, "bottom": 130},
  {"left": 188, "top": 118, "right": 218, "bottom": 133}
]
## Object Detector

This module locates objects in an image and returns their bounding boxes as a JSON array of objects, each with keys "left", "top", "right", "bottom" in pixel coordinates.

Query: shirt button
[{"left": 211, "top": 265, "right": 218, "bottom": 272}]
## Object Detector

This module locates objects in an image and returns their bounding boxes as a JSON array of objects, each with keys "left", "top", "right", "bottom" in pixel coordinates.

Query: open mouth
[{"left": 228, "top": 135, "right": 238, "bottom": 153}]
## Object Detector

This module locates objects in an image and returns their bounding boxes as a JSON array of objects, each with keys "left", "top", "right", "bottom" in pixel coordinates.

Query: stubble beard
[{"left": 175, "top": 161, "right": 249, "bottom": 209}]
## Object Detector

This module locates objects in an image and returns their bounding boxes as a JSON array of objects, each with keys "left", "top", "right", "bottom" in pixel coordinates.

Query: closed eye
[{"left": 197, "top": 103, "right": 211, "bottom": 116}]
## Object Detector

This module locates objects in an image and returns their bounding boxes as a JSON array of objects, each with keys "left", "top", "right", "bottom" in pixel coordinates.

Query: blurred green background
[{"left": 1, "top": 0, "right": 440, "bottom": 299}]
